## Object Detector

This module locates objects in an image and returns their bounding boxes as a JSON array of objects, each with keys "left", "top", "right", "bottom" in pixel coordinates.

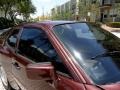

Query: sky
[{"left": 31, "top": 0, "right": 69, "bottom": 18}]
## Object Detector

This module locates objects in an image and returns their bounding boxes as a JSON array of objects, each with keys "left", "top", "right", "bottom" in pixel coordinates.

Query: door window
[
  {"left": 7, "top": 29, "right": 19, "bottom": 48},
  {"left": 18, "top": 28, "right": 71, "bottom": 76}
]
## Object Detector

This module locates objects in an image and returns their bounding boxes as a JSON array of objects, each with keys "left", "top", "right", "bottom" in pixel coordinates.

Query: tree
[
  {"left": 17, "top": 0, "right": 36, "bottom": 21},
  {"left": 0, "top": 0, "right": 36, "bottom": 22},
  {"left": 51, "top": 6, "right": 72, "bottom": 20},
  {"left": 0, "top": 0, "right": 17, "bottom": 18},
  {"left": 78, "top": 0, "right": 100, "bottom": 22}
]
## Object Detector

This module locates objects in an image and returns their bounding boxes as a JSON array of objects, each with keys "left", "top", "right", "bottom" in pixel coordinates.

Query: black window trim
[
  {"left": 15, "top": 27, "right": 37, "bottom": 63},
  {"left": 6, "top": 28, "right": 21, "bottom": 53}
]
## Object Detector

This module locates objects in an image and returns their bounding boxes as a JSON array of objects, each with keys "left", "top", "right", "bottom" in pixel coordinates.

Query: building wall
[
  {"left": 51, "top": 0, "right": 120, "bottom": 22},
  {"left": 100, "top": 0, "right": 120, "bottom": 22}
]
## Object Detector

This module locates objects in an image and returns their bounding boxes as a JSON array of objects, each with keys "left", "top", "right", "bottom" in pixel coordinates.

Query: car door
[
  {"left": 12, "top": 27, "right": 56, "bottom": 90},
  {"left": 0, "top": 28, "right": 21, "bottom": 88}
]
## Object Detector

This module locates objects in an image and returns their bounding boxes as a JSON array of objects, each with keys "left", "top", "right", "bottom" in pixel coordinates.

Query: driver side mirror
[{"left": 26, "top": 62, "right": 55, "bottom": 81}]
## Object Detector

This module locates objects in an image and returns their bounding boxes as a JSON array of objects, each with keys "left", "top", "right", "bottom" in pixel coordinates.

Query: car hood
[{"left": 101, "top": 83, "right": 120, "bottom": 90}]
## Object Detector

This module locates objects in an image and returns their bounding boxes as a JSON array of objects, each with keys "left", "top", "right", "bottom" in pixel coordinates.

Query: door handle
[{"left": 12, "top": 62, "right": 21, "bottom": 70}]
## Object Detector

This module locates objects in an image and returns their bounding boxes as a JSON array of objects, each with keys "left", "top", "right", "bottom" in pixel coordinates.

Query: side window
[
  {"left": 7, "top": 29, "right": 19, "bottom": 48},
  {"left": 18, "top": 28, "right": 71, "bottom": 76}
]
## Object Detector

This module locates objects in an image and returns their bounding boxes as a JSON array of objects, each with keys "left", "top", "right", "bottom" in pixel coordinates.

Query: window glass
[
  {"left": 18, "top": 28, "right": 70, "bottom": 76},
  {"left": 53, "top": 23, "right": 120, "bottom": 84},
  {"left": 7, "top": 29, "right": 19, "bottom": 48}
]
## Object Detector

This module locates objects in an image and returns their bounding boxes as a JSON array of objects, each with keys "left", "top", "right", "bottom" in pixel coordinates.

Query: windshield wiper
[{"left": 91, "top": 51, "right": 120, "bottom": 59}]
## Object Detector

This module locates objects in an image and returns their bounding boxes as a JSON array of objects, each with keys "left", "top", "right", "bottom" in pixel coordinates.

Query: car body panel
[
  {"left": 0, "top": 44, "right": 14, "bottom": 75},
  {"left": 56, "top": 75, "right": 86, "bottom": 90},
  {"left": 101, "top": 84, "right": 120, "bottom": 90}
]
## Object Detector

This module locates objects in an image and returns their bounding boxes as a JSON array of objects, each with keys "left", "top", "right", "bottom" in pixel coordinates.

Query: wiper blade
[{"left": 91, "top": 51, "right": 120, "bottom": 59}]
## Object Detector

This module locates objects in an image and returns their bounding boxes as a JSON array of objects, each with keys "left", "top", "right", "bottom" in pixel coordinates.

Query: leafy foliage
[
  {"left": 17, "top": 0, "right": 36, "bottom": 21},
  {"left": 0, "top": 17, "right": 13, "bottom": 29},
  {"left": 0, "top": 0, "right": 36, "bottom": 22}
]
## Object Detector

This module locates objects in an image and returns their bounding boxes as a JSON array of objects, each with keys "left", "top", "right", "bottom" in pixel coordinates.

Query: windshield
[{"left": 53, "top": 22, "right": 120, "bottom": 85}]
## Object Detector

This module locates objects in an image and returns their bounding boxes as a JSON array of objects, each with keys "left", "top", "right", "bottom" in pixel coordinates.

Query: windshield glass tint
[{"left": 53, "top": 23, "right": 120, "bottom": 85}]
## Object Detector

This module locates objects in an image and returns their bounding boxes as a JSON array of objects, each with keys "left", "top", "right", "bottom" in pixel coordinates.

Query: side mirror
[{"left": 26, "top": 62, "right": 55, "bottom": 81}]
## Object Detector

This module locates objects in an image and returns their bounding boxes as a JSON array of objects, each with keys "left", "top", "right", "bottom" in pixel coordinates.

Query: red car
[{"left": 0, "top": 21, "right": 120, "bottom": 90}]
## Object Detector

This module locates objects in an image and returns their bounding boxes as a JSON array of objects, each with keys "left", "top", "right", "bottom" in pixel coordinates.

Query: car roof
[
  {"left": 18, "top": 20, "right": 88, "bottom": 32},
  {"left": 40, "top": 20, "right": 76, "bottom": 26},
  {"left": 22, "top": 20, "right": 77, "bottom": 28}
]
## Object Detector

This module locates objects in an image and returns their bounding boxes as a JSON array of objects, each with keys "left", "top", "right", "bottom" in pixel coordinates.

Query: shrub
[
  {"left": 106, "top": 22, "right": 120, "bottom": 28},
  {"left": 0, "top": 17, "right": 14, "bottom": 30}
]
